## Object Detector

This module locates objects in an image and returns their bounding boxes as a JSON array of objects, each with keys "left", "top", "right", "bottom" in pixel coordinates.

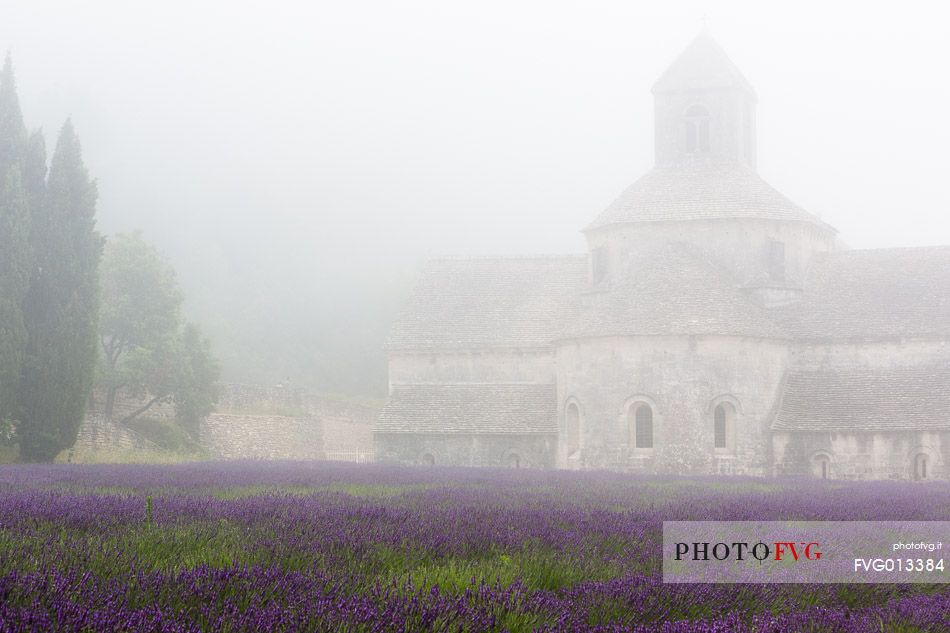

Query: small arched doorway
[
  {"left": 419, "top": 453, "right": 435, "bottom": 466},
  {"left": 811, "top": 453, "right": 831, "bottom": 480},
  {"left": 913, "top": 453, "right": 929, "bottom": 481},
  {"left": 506, "top": 452, "right": 521, "bottom": 469}
]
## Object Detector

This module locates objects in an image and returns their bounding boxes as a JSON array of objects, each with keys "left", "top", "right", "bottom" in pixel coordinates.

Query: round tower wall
[{"left": 555, "top": 335, "right": 789, "bottom": 475}]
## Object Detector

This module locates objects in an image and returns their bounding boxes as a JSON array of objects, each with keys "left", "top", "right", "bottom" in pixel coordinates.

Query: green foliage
[
  {"left": 97, "top": 233, "right": 219, "bottom": 434},
  {"left": 0, "top": 55, "right": 33, "bottom": 435},
  {"left": 0, "top": 416, "right": 16, "bottom": 446},
  {"left": 17, "top": 120, "right": 103, "bottom": 461},
  {"left": 174, "top": 323, "right": 220, "bottom": 436},
  {"left": 98, "top": 233, "right": 182, "bottom": 414},
  {"left": 145, "top": 495, "right": 153, "bottom": 527},
  {"left": 0, "top": 168, "right": 31, "bottom": 425},
  {"left": 0, "top": 54, "right": 27, "bottom": 177},
  {"left": 21, "top": 130, "right": 46, "bottom": 210}
]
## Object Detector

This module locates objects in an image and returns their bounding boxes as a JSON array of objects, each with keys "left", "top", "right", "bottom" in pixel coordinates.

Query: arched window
[
  {"left": 506, "top": 453, "right": 521, "bottom": 469},
  {"left": 685, "top": 104, "right": 710, "bottom": 153},
  {"left": 913, "top": 454, "right": 929, "bottom": 480},
  {"left": 565, "top": 402, "right": 581, "bottom": 457},
  {"left": 420, "top": 453, "right": 435, "bottom": 466},
  {"left": 714, "top": 405, "right": 727, "bottom": 449},
  {"left": 630, "top": 404, "right": 653, "bottom": 449},
  {"left": 811, "top": 454, "right": 831, "bottom": 479},
  {"left": 712, "top": 401, "right": 737, "bottom": 453}
]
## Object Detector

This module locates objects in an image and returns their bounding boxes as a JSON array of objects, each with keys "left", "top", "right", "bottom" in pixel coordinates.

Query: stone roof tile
[
  {"left": 587, "top": 165, "right": 832, "bottom": 231},
  {"left": 386, "top": 256, "right": 586, "bottom": 351},
  {"left": 653, "top": 31, "right": 755, "bottom": 95},
  {"left": 774, "top": 246, "right": 950, "bottom": 341},
  {"left": 773, "top": 364, "right": 950, "bottom": 431}
]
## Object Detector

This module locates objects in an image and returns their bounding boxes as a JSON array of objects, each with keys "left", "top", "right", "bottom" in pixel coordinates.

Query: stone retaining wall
[
  {"left": 73, "top": 415, "right": 159, "bottom": 453},
  {"left": 77, "top": 383, "right": 380, "bottom": 462}
]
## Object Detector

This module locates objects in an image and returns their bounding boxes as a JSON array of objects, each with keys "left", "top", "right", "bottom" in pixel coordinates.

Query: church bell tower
[{"left": 652, "top": 31, "right": 758, "bottom": 169}]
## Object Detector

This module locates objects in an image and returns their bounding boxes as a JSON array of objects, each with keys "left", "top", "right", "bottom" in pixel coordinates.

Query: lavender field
[{"left": 0, "top": 462, "right": 947, "bottom": 632}]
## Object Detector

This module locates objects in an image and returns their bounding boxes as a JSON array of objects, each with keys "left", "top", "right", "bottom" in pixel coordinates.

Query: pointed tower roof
[{"left": 652, "top": 30, "right": 755, "bottom": 97}]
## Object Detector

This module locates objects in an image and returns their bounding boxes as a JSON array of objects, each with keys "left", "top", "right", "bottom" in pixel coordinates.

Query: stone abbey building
[{"left": 375, "top": 32, "right": 950, "bottom": 480}]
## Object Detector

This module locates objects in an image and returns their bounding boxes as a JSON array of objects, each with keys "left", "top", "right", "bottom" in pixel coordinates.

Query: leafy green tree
[
  {"left": 98, "top": 232, "right": 183, "bottom": 418},
  {"left": 174, "top": 323, "right": 220, "bottom": 438},
  {"left": 18, "top": 120, "right": 103, "bottom": 461},
  {"left": 98, "top": 234, "right": 219, "bottom": 434}
]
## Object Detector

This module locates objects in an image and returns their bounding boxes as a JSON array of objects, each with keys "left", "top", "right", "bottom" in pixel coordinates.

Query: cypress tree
[
  {"left": 22, "top": 130, "right": 47, "bottom": 215},
  {"left": 18, "top": 120, "right": 103, "bottom": 461},
  {"left": 0, "top": 168, "right": 30, "bottom": 424},
  {"left": 0, "top": 53, "right": 26, "bottom": 177},
  {"left": 0, "top": 54, "right": 30, "bottom": 427}
]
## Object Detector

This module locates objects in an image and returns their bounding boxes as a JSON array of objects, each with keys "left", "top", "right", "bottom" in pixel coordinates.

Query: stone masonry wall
[
  {"left": 77, "top": 383, "right": 379, "bottom": 461},
  {"left": 72, "top": 415, "right": 159, "bottom": 454},
  {"left": 375, "top": 433, "right": 556, "bottom": 468},
  {"left": 203, "top": 384, "right": 379, "bottom": 461},
  {"left": 201, "top": 413, "right": 324, "bottom": 460}
]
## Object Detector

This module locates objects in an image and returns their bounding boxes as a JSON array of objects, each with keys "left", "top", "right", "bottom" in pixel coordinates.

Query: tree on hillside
[
  {"left": 17, "top": 120, "right": 103, "bottom": 461},
  {"left": 98, "top": 233, "right": 220, "bottom": 435}
]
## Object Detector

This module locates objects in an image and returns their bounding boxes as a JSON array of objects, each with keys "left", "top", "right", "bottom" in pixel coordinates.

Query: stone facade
[{"left": 375, "top": 31, "right": 950, "bottom": 480}]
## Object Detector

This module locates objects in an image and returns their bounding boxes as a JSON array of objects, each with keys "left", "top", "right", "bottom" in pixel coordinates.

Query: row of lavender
[{"left": 0, "top": 462, "right": 947, "bottom": 632}]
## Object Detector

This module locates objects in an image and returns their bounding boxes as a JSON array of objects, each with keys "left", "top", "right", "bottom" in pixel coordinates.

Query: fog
[{"left": 4, "top": 1, "right": 949, "bottom": 394}]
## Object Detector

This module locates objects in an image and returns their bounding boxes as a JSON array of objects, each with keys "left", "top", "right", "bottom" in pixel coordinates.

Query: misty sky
[{"left": 3, "top": 1, "right": 950, "bottom": 389}]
